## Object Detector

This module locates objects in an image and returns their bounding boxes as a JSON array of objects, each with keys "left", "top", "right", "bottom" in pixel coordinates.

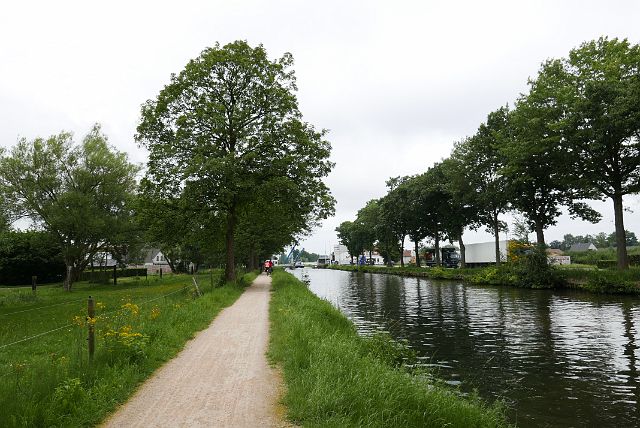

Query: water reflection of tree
[
  {"left": 622, "top": 302, "right": 639, "bottom": 417},
  {"left": 320, "top": 270, "right": 640, "bottom": 428}
]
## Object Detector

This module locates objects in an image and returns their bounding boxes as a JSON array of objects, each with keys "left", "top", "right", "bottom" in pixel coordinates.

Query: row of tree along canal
[
  {"left": 295, "top": 267, "right": 640, "bottom": 428},
  {"left": 337, "top": 37, "right": 640, "bottom": 271}
]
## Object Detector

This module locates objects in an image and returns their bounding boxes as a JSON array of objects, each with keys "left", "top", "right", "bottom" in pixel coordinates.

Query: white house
[{"left": 144, "top": 248, "right": 170, "bottom": 274}]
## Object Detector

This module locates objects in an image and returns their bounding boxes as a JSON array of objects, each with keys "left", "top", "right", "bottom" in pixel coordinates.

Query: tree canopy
[
  {"left": 0, "top": 125, "right": 139, "bottom": 289},
  {"left": 137, "top": 41, "right": 334, "bottom": 280}
]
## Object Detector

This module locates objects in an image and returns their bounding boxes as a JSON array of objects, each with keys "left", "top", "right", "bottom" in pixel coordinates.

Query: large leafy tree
[
  {"left": 380, "top": 177, "right": 413, "bottom": 267},
  {"left": 438, "top": 158, "right": 481, "bottom": 267},
  {"left": 137, "top": 41, "right": 334, "bottom": 280},
  {"left": 451, "top": 107, "right": 511, "bottom": 264},
  {"left": 335, "top": 221, "right": 361, "bottom": 263},
  {"left": 560, "top": 37, "right": 640, "bottom": 269},
  {"left": 504, "top": 61, "right": 601, "bottom": 246},
  {"left": 402, "top": 176, "right": 429, "bottom": 267},
  {"left": 354, "top": 199, "right": 381, "bottom": 262},
  {"left": 0, "top": 125, "right": 139, "bottom": 290}
]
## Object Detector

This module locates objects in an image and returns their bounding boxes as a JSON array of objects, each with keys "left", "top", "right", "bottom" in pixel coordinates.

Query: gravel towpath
[{"left": 103, "top": 273, "right": 282, "bottom": 427}]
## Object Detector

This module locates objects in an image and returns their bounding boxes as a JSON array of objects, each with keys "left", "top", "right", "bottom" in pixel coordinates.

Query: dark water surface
[{"left": 292, "top": 268, "right": 640, "bottom": 427}]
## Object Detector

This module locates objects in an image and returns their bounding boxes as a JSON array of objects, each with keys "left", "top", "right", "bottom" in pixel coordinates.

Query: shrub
[
  {"left": 53, "top": 378, "right": 88, "bottom": 413},
  {"left": 583, "top": 272, "right": 639, "bottom": 294},
  {"left": 0, "top": 231, "right": 65, "bottom": 285},
  {"left": 79, "top": 268, "right": 147, "bottom": 283},
  {"left": 596, "top": 255, "right": 640, "bottom": 269}
]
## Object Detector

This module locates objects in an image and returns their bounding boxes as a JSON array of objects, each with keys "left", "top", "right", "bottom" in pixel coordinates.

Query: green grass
[
  {"left": 268, "top": 270, "right": 509, "bottom": 427},
  {"left": 565, "top": 246, "right": 640, "bottom": 265},
  {"left": 0, "top": 269, "right": 256, "bottom": 427}
]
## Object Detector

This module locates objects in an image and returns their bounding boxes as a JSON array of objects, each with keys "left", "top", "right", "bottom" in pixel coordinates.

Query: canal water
[{"left": 292, "top": 268, "right": 640, "bottom": 427}]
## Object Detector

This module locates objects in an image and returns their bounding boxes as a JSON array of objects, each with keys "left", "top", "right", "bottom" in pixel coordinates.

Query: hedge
[
  {"left": 79, "top": 268, "right": 148, "bottom": 283},
  {"left": 596, "top": 255, "right": 640, "bottom": 269}
]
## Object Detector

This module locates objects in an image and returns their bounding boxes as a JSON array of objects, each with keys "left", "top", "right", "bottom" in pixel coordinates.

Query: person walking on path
[{"left": 102, "top": 274, "right": 282, "bottom": 427}]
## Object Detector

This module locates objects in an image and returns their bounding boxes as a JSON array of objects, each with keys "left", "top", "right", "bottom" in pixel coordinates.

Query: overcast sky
[{"left": 1, "top": 1, "right": 639, "bottom": 254}]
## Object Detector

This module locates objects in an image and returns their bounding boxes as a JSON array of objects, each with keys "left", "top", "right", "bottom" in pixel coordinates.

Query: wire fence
[
  {"left": 1, "top": 299, "right": 86, "bottom": 317},
  {"left": 0, "top": 284, "right": 195, "bottom": 351}
]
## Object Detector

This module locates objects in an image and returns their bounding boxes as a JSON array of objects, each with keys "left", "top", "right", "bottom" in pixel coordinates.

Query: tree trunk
[
  {"left": 63, "top": 263, "right": 75, "bottom": 291},
  {"left": 613, "top": 193, "right": 629, "bottom": 270},
  {"left": 435, "top": 232, "right": 441, "bottom": 266},
  {"left": 493, "top": 211, "right": 501, "bottom": 265},
  {"left": 248, "top": 245, "right": 257, "bottom": 271},
  {"left": 535, "top": 221, "right": 545, "bottom": 247},
  {"left": 458, "top": 233, "right": 466, "bottom": 269},
  {"left": 224, "top": 205, "right": 237, "bottom": 281},
  {"left": 414, "top": 240, "right": 421, "bottom": 267},
  {"left": 400, "top": 235, "right": 405, "bottom": 267}
]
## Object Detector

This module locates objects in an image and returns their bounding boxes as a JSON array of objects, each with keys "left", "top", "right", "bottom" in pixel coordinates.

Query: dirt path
[{"left": 103, "top": 274, "right": 283, "bottom": 427}]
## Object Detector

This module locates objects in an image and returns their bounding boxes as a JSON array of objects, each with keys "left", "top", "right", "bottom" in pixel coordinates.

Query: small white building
[
  {"left": 332, "top": 244, "right": 352, "bottom": 264},
  {"left": 402, "top": 250, "right": 414, "bottom": 265},
  {"left": 144, "top": 248, "right": 170, "bottom": 274}
]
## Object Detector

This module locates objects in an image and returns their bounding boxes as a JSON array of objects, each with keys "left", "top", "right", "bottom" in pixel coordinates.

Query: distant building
[
  {"left": 402, "top": 249, "right": 413, "bottom": 265},
  {"left": 144, "top": 248, "right": 170, "bottom": 273},
  {"left": 332, "top": 244, "right": 385, "bottom": 265},
  {"left": 569, "top": 243, "right": 597, "bottom": 252},
  {"left": 332, "top": 244, "right": 352, "bottom": 264},
  {"left": 546, "top": 248, "right": 564, "bottom": 256}
]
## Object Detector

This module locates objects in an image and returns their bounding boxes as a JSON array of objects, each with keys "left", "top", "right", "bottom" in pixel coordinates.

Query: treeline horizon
[{"left": 337, "top": 37, "right": 640, "bottom": 270}]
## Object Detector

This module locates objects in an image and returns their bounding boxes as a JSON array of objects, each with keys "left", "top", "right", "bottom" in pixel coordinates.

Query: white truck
[{"left": 464, "top": 240, "right": 508, "bottom": 267}]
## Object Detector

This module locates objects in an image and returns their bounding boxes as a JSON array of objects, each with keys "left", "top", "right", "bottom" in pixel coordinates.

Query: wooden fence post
[
  {"left": 31, "top": 276, "right": 37, "bottom": 295},
  {"left": 192, "top": 277, "right": 202, "bottom": 297},
  {"left": 113, "top": 266, "right": 117, "bottom": 286},
  {"left": 88, "top": 296, "right": 95, "bottom": 360},
  {"left": 160, "top": 268, "right": 163, "bottom": 279}
]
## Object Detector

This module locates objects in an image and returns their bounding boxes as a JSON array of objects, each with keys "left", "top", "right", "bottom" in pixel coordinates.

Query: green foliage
[
  {"left": 53, "top": 378, "right": 87, "bottom": 414},
  {"left": 138, "top": 41, "right": 335, "bottom": 281},
  {"left": 596, "top": 255, "right": 640, "bottom": 269},
  {"left": 504, "top": 68, "right": 602, "bottom": 245},
  {"left": 269, "top": 270, "right": 508, "bottom": 427},
  {"left": 559, "top": 38, "right": 640, "bottom": 268},
  {"left": 0, "top": 231, "right": 65, "bottom": 285},
  {"left": 0, "top": 125, "right": 140, "bottom": 290},
  {"left": 580, "top": 269, "right": 640, "bottom": 294},
  {"left": 507, "top": 246, "right": 564, "bottom": 288},
  {"left": 450, "top": 108, "right": 511, "bottom": 247}
]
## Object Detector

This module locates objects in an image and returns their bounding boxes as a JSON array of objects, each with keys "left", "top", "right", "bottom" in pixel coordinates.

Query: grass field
[
  {"left": 268, "top": 269, "right": 509, "bottom": 427},
  {"left": 0, "top": 270, "right": 254, "bottom": 427}
]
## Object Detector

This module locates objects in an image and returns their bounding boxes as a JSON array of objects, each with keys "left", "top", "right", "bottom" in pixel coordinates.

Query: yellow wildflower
[
  {"left": 72, "top": 315, "right": 85, "bottom": 327},
  {"left": 121, "top": 302, "right": 139, "bottom": 316},
  {"left": 150, "top": 306, "right": 161, "bottom": 320}
]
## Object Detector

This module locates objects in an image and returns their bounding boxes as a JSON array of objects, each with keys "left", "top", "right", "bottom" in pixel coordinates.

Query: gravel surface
[{"left": 103, "top": 274, "right": 282, "bottom": 427}]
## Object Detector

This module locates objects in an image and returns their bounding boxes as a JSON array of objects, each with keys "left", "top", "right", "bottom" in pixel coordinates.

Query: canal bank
[
  {"left": 268, "top": 269, "right": 508, "bottom": 427},
  {"left": 328, "top": 264, "right": 640, "bottom": 295},
  {"left": 293, "top": 267, "right": 640, "bottom": 427}
]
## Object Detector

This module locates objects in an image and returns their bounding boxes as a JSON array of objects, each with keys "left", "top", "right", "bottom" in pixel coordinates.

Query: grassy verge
[
  {"left": 328, "top": 264, "right": 640, "bottom": 294},
  {"left": 0, "top": 269, "right": 256, "bottom": 427},
  {"left": 268, "top": 269, "right": 509, "bottom": 427}
]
